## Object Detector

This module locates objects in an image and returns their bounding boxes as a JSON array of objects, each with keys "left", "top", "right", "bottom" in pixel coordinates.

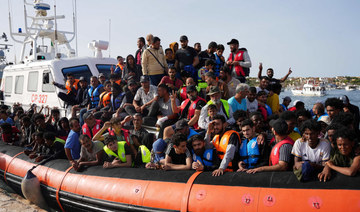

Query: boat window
[
  {"left": 15, "top": 75, "right": 24, "bottom": 94},
  {"left": 27, "top": 71, "right": 39, "bottom": 92},
  {"left": 62, "top": 65, "right": 92, "bottom": 82},
  {"left": 96, "top": 64, "right": 112, "bottom": 79},
  {"left": 42, "top": 71, "right": 55, "bottom": 92},
  {"left": 4, "top": 76, "right": 12, "bottom": 94}
]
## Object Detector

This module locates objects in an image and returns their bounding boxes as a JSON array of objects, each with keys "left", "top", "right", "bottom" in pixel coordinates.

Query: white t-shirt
[
  {"left": 291, "top": 138, "right": 331, "bottom": 165},
  {"left": 246, "top": 98, "right": 258, "bottom": 113}
]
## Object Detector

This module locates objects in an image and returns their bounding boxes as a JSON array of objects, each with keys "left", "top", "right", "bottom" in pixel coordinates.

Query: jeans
[{"left": 149, "top": 74, "right": 165, "bottom": 86}]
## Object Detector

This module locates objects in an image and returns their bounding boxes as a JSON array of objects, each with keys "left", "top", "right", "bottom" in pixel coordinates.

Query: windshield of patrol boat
[
  {"left": 62, "top": 65, "right": 92, "bottom": 82},
  {"left": 96, "top": 64, "right": 112, "bottom": 79}
]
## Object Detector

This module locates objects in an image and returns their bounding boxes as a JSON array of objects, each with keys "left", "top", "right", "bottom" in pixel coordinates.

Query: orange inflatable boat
[{"left": 1, "top": 143, "right": 360, "bottom": 211}]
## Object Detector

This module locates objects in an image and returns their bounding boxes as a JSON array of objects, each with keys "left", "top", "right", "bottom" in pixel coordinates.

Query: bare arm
[
  {"left": 164, "top": 155, "right": 192, "bottom": 170},
  {"left": 258, "top": 62, "right": 263, "bottom": 79},
  {"left": 188, "top": 109, "right": 201, "bottom": 127},
  {"left": 110, "top": 155, "right": 132, "bottom": 168},
  {"left": 92, "top": 121, "right": 111, "bottom": 141},
  {"left": 326, "top": 156, "right": 360, "bottom": 176},
  {"left": 79, "top": 150, "right": 104, "bottom": 167},
  {"left": 247, "top": 161, "right": 288, "bottom": 173},
  {"left": 170, "top": 90, "right": 181, "bottom": 114},
  {"left": 192, "top": 56, "right": 199, "bottom": 67},
  {"left": 280, "top": 68, "right": 292, "bottom": 83}
]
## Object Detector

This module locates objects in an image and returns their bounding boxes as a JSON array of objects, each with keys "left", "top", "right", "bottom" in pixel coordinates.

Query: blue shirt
[
  {"left": 228, "top": 97, "right": 247, "bottom": 112},
  {"left": 64, "top": 130, "right": 81, "bottom": 160},
  {"left": 0, "top": 117, "right": 14, "bottom": 126}
]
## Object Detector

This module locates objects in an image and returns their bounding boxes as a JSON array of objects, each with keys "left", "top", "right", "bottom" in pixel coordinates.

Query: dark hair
[
  {"left": 69, "top": 117, "right": 79, "bottom": 128},
  {"left": 233, "top": 110, "right": 248, "bottom": 120},
  {"left": 249, "top": 111, "right": 263, "bottom": 120},
  {"left": 241, "top": 119, "right": 254, "bottom": 128},
  {"left": 51, "top": 108, "right": 60, "bottom": 115},
  {"left": 280, "top": 111, "right": 296, "bottom": 121},
  {"left": 213, "top": 114, "right": 226, "bottom": 123},
  {"left": 326, "top": 123, "right": 345, "bottom": 132},
  {"left": 313, "top": 103, "right": 325, "bottom": 114},
  {"left": 59, "top": 117, "right": 69, "bottom": 128},
  {"left": 66, "top": 73, "right": 74, "bottom": 77},
  {"left": 79, "top": 134, "right": 90, "bottom": 141},
  {"left": 272, "top": 119, "right": 288, "bottom": 136},
  {"left": 117, "top": 56, "right": 123, "bottom": 60},
  {"left": 34, "top": 113, "right": 45, "bottom": 121},
  {"left": 104, "top": 135, "right": 117, "bottom": 146},
  {"left": 296, "top": 109, "right": 312, "bottom": 119},
  {"left": 325, "top": 98, "right": 343, "bottom": 110},
  {"left": 104, "top": 80, "right": 111, "bottom": 87},
  {"left": 217, "top": 44, "right": 225, "bottom": 51},
  {"left": 249, "top": 87, "right": 257, "bottom": 94},
  {"left": 267, "top": 68, "right": 274, "bottom": 72},
  {"left": 333, "top": 128, "right": 356, "bottom": 144},
  {"left": 126, "top": 54, "right": 135, "bottom": 68},
  {"left": 152, "top": 36, "right": 160, "bottom": 43},
  {"left": 168, "top": 66, "right": 177, "bottom": 71},
  {"left": 194, "top": 42, "right": 200, "bottom": 46},
  {"left": 332, "top": 112, "right": 354, "bottom": 127},
  {"left": 110, "top": 117, "right": 122, "bottom": 125},
  {"left": 300, "top": 119, "right": 321, "bottom": 134},
  {"left": 21, "top": 116, "right": 31, "bottom": 123},
  {"left": 165, "top": 48, "right": 172, "bottom": 54},
  {"left": 257, "top": 91, "right": 267, "bottom": 97},
  {"left": 208, "top": 41, "right": 217, "bottom": 49},
  {"left": 110, "top": 73, "right": 120, "bottom": 80},
  {"left": 220, "top": 65, "right": 231, "bottom": 75},
  {"left": 43, "top": 132, "right": 56, "bottom": 141},
  {"left": 138, "top": 37, "right": 145, "bottom": 44},
  {"left": 295, "top": 101, "right": 305, "bottom": 109},
  {"left": 34, "top": 131, "right": 44, "bottom": 138},
  {"left": 270, "top": 83, "right": 282, "bottom": 93},
  {"left": 189, "top": 134, "right": 205, "bottom": 144},
  {"left": 205, "top": 59, "right": 215, "bottom": 67},
  {"left": 208, "top": 104, "right": 217, "bottom": 111},
  {"left": 0, "top": 110, "right": 7, "bottom": 115},
  {"left": 205, "top": 71, "right": 216, "bottom": 79},
  {"left": 158, "top": 84, "right": 169, "bottom": 93},
  {"left": 260, "top": 76, "right": 269, "bottom": 81},
  {"left": 171, "top": 132, "right": 187, "bottom": 146},
  {"left": 0, "top": 123, "right": 12, "bottom": 131}
]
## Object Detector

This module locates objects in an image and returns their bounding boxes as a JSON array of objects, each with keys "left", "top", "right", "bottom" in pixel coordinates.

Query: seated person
[
  {"left": 33, "top": 113, "right": 57, "bottom": 134},
  {"left": 292, "top": 120, "right": 331, "bottom": 181},
  {"left": 0, "top": 110, "right": 14, "bottom": 126},
  {"left": 247, "top": 119, "right": 294, "bottom": 173},
  {"left": 237, "top": 120, "right": 260, "bottom": 171},
  {"left": 103, "top": 135, "right": 132, "bottom": 168},
  {"left": 326, "top": 123, "right": 345, "bottom": 148},
  {"left": 201, "top": 104, "right": 218, "bottom": 130},
  {"left": 1, "top": 123, "right": 20, "bottom": 145},
  {"left": 190, "top": 134, "right": 220, "bottom": 171},
  {"left": 132, "top": 76, "right": 158, "bottom": 116},
  {"left": 232, "top": 109, "right": 248, "bottom": 133},
  {"left": 81, "top": 112, "right": 102, "bottom": 139},
  {"left": 64, "top": 118, "right": 81, "bottom": 166},
  {"left": 19, "top": 116, "right": 35, "bottom": 147},
  {"left": 318, "top": 128, "right": 360, "bottom": 181},
  {"left": 57, "top": 117, "right": 70, "bottom": 141},
  {"left": 53, "top": 72, "right": 80, "bottom": 106},
  {"left": 280, "top": 111, "right": 301, "bottom": 142},
  {"left": 256, "top": 91, "right": 270, "bottom": 120},
  {"left": 25, "top": 132, "right": 45, "bottom": 160},
  {"left": 98, "top": 81, "right": 112, "bottom": 110},
  {"left": 73, "top": 134, "right": 105, "bottom": 171},
  {"left": 146, "top": 138, "right": 168, "bottom": 169},
  {"left": 159, "top": 67, "right": 183, "bottom": 91},
  {"left": 36, "top": 132, "right": 66, "bottom": 163},
  {"left": 163, "top": 133, "right": 192, "bottom": 170},
  {"left": 205, "top": 72, "right": 230, "bottom": 100},
  {"left": 246, "top": 87, "right": 258, "bottom": 113}
]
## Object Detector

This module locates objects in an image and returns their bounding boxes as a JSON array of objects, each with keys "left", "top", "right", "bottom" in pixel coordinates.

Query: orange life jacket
[
  {"left": 212, "top": 130, "right": 241, "bottom": 172},
  {"left": 65, "top": 79, "right": 80, "bottom": 94},
  {"left": 100, "top": 91, "right": 112, "bottom": 107}
]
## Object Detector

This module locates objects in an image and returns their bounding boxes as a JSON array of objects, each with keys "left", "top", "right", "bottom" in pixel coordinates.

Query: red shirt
[
  {"left": 2, "top": 126, "right": 20, "bottom": 143},
  {"left": 159, "top": 76, "right": 183, "bottom": 90}
]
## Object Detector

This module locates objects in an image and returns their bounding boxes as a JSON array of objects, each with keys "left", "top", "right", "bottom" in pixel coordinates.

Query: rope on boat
[
  {"left": 56, "top": 166, "right": 73, "bottom": 212},
  {"left": 3, "top": 151, "right": 24, "bottom": 184},
  {"left": 181, "top": 171, "right": 203, "bottom": 212}
]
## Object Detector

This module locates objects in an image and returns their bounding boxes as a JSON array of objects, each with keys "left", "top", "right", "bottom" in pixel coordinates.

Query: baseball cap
[
  {"left": 317, "top": 115, "right": 330, "bottom": 125},
  {"left": 79, "top": 76, "right": 86, "bottom": 82},
  {"left": 283, "top": 96, "right": 292, "bottom": 102},
  {"left": 140, "top": 75, "right": 150, "bottom": 83},
  {"left": 207, "top": 86, "right": 221, "bottom": 96},
  {"left": 180, "top": 35, "right": 188, "bottom": 41},
  {"left": 128, "top": 79, "right": 137, "bottom": 85},
  {"left": 83, "top": 112, "right": 94, "bottom": 120},
  {"left": 227, "top": 39, "right": 239, "bottom": 45},
  {"left": 175, "top": 119, "right": 188, "bottom": 130},
  {"left": 186, "top": 85, "right": 197, "bottom": 93}
]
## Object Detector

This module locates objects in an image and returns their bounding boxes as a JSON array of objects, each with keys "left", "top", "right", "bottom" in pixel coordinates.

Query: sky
[{"left": 0, "top": 0, "right": 359, "bottom": 78}]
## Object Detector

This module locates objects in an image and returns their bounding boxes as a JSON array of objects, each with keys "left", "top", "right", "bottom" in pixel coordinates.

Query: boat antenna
[
  {"left": 74, "top": 0, "right": 78, "bottom": 57},
  {"left": 54, "top": 0, "right": 58, "bottom": 57},
  {"left": 108, "top": 18, "right": 111, "bottom": 58}
]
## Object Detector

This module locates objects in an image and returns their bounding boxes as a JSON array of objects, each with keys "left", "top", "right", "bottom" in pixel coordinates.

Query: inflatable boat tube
[{"left": 1, "top": 143, "right": 360, "bottom": 211}]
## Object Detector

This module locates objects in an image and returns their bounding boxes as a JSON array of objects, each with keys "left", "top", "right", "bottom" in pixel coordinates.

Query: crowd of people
[{"left": 1, "top": 34, "right": 360, "bottom": 182}]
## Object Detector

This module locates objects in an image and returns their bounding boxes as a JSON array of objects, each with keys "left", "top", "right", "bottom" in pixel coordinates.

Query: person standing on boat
[
  {"left": 256, "top": 76, "right": 270, "bottom": 94},
  {"left": 123, "top": 54, "right": 143, "bottom": 82},
  {"left": 197, "top": 41, "right": 217, "bottom": 70},
  {"left": 226, "top": 39, "right": 251, "bottom": 83},
  {"left": 258, "top": 63, "right": 292, "bottom": 88},
  {"left": 53, "top": 72, "right": 80, "bottom": 106},
  {"left": 214, "top": 44, "right": 225, "bottom": 74},
  {"left": 205, "top": 115, "right": 241, "bottom": 176},
  {"left": 175, "top": 35, "right": 199, "bottom": 82},
  {"left": 339, "top": 95, "right": 360, "bottom": 132},
  {"left": 246, "top": 119, "right": 294, "bottom": 174},
  {"left": 64, "top": 118, "right": 81, "bottom": 168},
  {"left": 266, "top": 83, "right": 282, "bottom": 115},
  {"left": 142, "top": 36, "right": 168, "bottom": 86},
  {"left": 135, "top": 37, "right": 146, "bottom": 66}
]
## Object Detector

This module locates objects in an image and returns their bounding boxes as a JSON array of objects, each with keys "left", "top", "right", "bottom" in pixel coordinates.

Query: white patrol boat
[
  {"left": 1, "top": 0, "right": 116, "bottom": 116},
  {"left": 291, "top": 80, "right": 326, "bottom": 96}
]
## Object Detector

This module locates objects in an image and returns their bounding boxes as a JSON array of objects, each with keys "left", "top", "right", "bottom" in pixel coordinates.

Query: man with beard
[
  {"left": 197, "top": 41, "right": 217, "bottom": 70},
  {"left": 226, "top": 39, "right": 251, "bottom": 83},
  {"left": 205, "top": 72, "right": 230, "bottom": 100},
  {"left": 171, "top": 85, "right": 206, "bottom": 130},
  {"left": 199, "top": 86, "right": 235, "bottom": 129},
  {"left": 190, "top": 134, "right": 220, "bottom": 171},
  {"left": 256, "top": 76, "right": 270, "bottom": 94},
  {"left": 133, "top": 76, "right": 158, "bottom": 116},
  {"left": 118, "top": 80, "right": 139, "bottom": 115},
  {"left": 135, "top": 37, "right": 146, "bottom": 66},
  {"left": 258, "top": 63, "right": 292, "bottom": 89},
  {"left": 219, "top": 65, "right": 240, "bottom": 97},
  {"left": 206, "top": 114, "right": 241, "bottom": 176},
  {"left": 175, "top": 35, "right": 199, "bottom": 81}
]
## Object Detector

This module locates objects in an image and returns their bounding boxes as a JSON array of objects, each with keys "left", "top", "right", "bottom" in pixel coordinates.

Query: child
[
  {"left": 256, "top": 91, "right": 270, "bottom": 121},
  {"left": 163, "top": 133, "right": 192, "bottom": 170},
  {"left": 1, "top": 123, "right": 20, "bottom": 145},
  {"left": 146, "top": 138, "right": 168, "bottom": 169},
  {"left": 202, "top": 104, "right": 218, "bottom": 130},
  {"left": 318, "top": 128, "right": 360, "bottom": 181},
  {"left": 102, "top": 135, "right": 133, "bottom": 169},
  {"left": 35, "top": 132, "right": 66, "bottom": 163},
  {"left": 237, "top": 119, "right": 260, "bottom": 171},
  {"left": 292, "top": 120, "right": 331, "bottom": 181},
  {"left": 165, "top": 48, "right": 175, "bottom": 67},
  {"left": 246, "top": 87, "right": 258, "bottom": 113},
  {"left": 25, "top": 132, "right": 45, "bottom": 160},
  {"left": 159, "top": 67, "right": 183, "bottom": 91}
]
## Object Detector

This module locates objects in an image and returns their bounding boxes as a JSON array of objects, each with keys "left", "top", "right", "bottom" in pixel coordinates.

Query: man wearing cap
[
  {"left": 81, "top": 112, "right": 102, "bottom": 139},
  {"left": 98, "top": 73, "right": 106, "bottom": 85},
  {"left": 118, "top": 79, "right": 139, "bottom": 115},
  {"left": 197, "top": 41, "right": 217, "bottom": 69},
  {"left": 226, "top": 39, "right": 251, "bottom": 83},
  {"left": 133, "top": 76, "right": 158, "bottom": 116},
  {"left": 171, "top": 85, "right": 206, "bottom": 130},
  {"left": 175, "top": 35, "right": 199, "bottom": 81},
  {"left": 340, "top": 95, "right": 359, "bottom": 131},
  {"left": 199, "top": 86, "right": 235, "bottom": 129},
  {"left": 280, "top": 96, "right": 292, "bottom": 112},
  {"left": 247, "top": 119, "right": 294, "bottom": 174},
  {"left": 228, "top": 83, "right": 249, "bottom": 113},
  {"left": 205, "top": 72, "right": 230, "bottom": 100},
  {"left": 163, "top": 119, "right": 199, "bottom": 141},
  {"left": 142, "top": 36, "right": 168, "bottom": 86}
]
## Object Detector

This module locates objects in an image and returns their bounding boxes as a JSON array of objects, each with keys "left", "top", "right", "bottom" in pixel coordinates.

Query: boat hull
[
  {"left": 291, "top": 89, "right": 326, "bottom": 96},
  {"left": 1, "top": 143, "right": 360, "bottom": 211}
]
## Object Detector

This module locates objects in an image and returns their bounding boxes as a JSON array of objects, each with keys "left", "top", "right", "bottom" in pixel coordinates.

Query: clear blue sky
[{"left": 1, "top": 0, "right": 359, "bottom": 77}]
